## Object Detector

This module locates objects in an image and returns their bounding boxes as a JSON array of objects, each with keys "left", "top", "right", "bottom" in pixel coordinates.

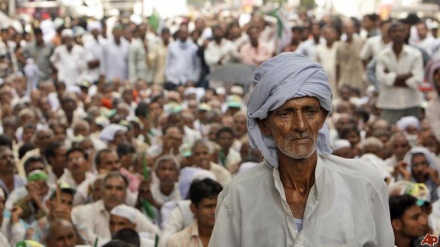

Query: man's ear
[
  {"left": 256, "top": 118, "right": 271, "bottom": 137},
  {"left": 190, "top": 203, "right": 197, "bottom": 216},
  {"left": 391, "top": 219, "right": 402, "bottom": 231}
]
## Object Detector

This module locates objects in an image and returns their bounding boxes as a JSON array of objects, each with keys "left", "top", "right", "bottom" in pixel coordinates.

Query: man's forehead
[
  {"left": 275, "top": 97, "right": 321, "bottom": 110},
  {"left": 404, "top": 205, "right": 423, "bottom": 218}
]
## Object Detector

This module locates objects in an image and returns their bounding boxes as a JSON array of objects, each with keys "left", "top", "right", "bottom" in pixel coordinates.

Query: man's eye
[
  {"left": 279, "top": 112, "right": 290, "bottom": 118},
  {"left": 306, "top": 109, "right": 318, "bottom": 115}
]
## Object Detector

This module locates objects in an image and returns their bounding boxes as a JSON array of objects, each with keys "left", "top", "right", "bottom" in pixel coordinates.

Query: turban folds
[{"left": 247, "top": 52, "right": 333, "bottom": 168}]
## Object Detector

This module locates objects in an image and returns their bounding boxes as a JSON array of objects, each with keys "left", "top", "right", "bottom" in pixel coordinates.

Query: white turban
[
  {"left": 99, "top": 124, "right": 127, "bottom": 142},
  {"left": 404, "top": 146, "right": 440, "bottom": 173},
  {"left": 396, "top": 116, "right": 420, "bottom": 131},
  {"left": 247, "top": 52, "right": 332, "bottom": 168},
  {"left": 110, "top": 204, "right": 137, "bottom": 223}
]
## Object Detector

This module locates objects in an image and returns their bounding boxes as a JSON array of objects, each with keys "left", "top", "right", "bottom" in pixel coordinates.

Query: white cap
[
  {"left": 331, "top": 139, "right": 351, "bottom": 152},
  {"left": 110, "top": 204, "right": 137, "bottom": 224},
  {"left": 61, "top": 29, "right": 74, "bottom": 38},
  {"left": 230, "top": 86, "right": 244, "bottom": 96},
  {"left": 99, "top": 124, "right": 127, "bottom": 142},
  {"left": 396, "top": 116, "right": 420, "bottom": 131}
]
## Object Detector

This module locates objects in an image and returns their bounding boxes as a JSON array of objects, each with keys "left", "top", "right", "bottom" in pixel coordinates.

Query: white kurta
[
  {"left": 84, "top": 37, "right": 106, "bottom": 82},
  {"left": 210, "top": 155, "right": 394, "bottom": 247},
  {"left": 102, "top": 37, "right": 129, "bottom": 81},
  {"left": 50, "top": 44, "right": 87, "bottom": 86}
]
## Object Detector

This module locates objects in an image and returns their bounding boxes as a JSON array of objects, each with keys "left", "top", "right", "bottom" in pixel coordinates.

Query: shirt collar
[
  {"left": 96, "top": 200, "right": 108, "bottom": 214},
  {"left": 189, "top": 220, "right": 200, "bottom": 238}
]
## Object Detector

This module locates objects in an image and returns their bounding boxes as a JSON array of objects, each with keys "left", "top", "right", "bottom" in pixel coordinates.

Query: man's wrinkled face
[{"left": 259, "top": 97, "right": 327, "bottom": 160}]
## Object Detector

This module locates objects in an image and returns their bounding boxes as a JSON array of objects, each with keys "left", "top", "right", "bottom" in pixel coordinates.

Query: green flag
[
  {"left": 141, "top": 152, "right": 156, "bottom": 219},
  {"left": 149, "top": 7, "right": 161, "bottom": 32}
]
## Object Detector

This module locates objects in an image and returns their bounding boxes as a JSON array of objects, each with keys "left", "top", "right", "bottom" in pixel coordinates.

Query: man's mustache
[{"left": 286, "top": 133, "right": 314, "bottom": 140}]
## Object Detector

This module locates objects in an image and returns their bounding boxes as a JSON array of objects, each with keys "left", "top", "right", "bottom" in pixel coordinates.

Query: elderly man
[
  {"left": 71, "top": 172, "right": 160, "bottom": 244},
  {"left": 151, "top": 155, "right": 181, "bottom": 207},
  {"left": 210, "top": 53, "right": 393, "bottom": 246}
]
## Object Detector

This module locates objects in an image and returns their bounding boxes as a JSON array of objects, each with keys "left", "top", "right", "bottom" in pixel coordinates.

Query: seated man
[
  {"left": 0, "top": 186, "right": 26, "bottom": 246},
  {"left": 6, "top": 156, "right": 49, "bottom": 210},
  {"left": 13, "top": 170, "right": 50, "bottom": 224},
  {"left": 191, "top": 141, "right": 231, "bottom": 187},
  {"left": 151, "top": 155, "right": 181, "bottom": 209},
  {"left": 397, "top": 147, "right": 440, "bottom": 201},
  {"left": 167, "top": 178, "right": 222, "bottom": 247},
  {"left": 59, "top": 147, "right": 95, "bottom": 189},
  {"left": 390, "top": 194, "right": 429, "bottom": 247},
  {"left": 71, "top": 172, "right": 160, "bottom": 244},
  {"left": 215, "top": 127, "right": 241, "bottom": 174}
]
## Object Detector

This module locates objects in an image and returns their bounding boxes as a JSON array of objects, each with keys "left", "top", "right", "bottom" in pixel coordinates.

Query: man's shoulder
[
  {"left": 167, "top": 224, "right": 193, "bottom": 246},
  {"left": 72, "top": 200, "right": 101, "bottom": 213},
  {"left": 225, "top": 162, "right": 270, "bottom": 189},
  {"left": 320, "top": 154, "right": 386, "bottom": 190}
]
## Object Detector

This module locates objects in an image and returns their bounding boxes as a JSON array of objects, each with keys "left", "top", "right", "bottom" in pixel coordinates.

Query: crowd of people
[{"left": 0, "top": 5, "right": 438, "bottom": 247}]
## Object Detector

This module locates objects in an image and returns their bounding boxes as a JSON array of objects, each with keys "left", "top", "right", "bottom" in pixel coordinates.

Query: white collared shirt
[
  {"left": 204, "top": 39, "right": 239, "bottom": 72},
  {"left": 165, "top": 40, "right": 200, "bottom": 85},
  {"left": 102, "top": 37, "right": 129, "bottom": 81},
  {"left": 376, "top": 45, "right": 424, "bottom": 109},
  {"left": 209, "top": 155, "right": 394, "bottom": 247},
  {"left": 360, "top": 35, "right": 391, "bottom": 61}
]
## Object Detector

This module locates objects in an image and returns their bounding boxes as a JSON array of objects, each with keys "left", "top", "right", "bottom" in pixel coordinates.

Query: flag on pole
[
  {"left": 149, "top": 7, "right": 161, "bottom": 32},
  {"left": 267, "top": 7, "right": 292, "bottom": 53}
]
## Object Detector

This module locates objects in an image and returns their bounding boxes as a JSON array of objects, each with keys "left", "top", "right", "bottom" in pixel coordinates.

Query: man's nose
[{"left": 292, "top": 113, "right": 307, "bottom": 132}]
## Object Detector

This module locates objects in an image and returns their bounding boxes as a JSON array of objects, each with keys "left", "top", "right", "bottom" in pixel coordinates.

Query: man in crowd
[
  {"left": 71, "top": 172, "right": 159, "bottom": 244},
  {"left": 376, "top": 21, "right": 424, "bottom": 124},
  {"left": 167, "top": 178, "right": 222, "bottom": 247},
  {"left": 390, "top": 195, "right": 429, "bottom": 247},
  {"left": 50, "top": 29, "right": 87, "bottom": 86},
  {"left": 102, "top": 25, "right": 129, "bottom": 81},
  {"left": 165, "top": 24, "right": 199, "bottom": 91}
]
